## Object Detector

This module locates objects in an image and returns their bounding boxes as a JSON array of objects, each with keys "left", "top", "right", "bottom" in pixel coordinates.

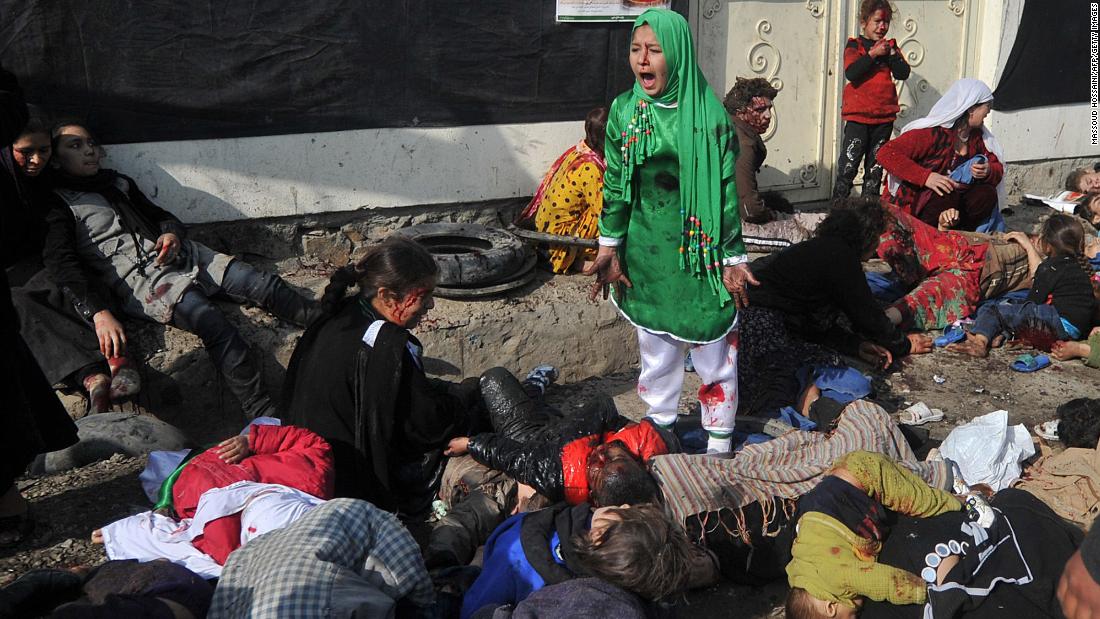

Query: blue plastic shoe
[
  {"left": 1010, "top": 354, "right": 1050, "bottom": 373},
  {"left": 934, "top": 325, "right": 967, "bottom": 347}
]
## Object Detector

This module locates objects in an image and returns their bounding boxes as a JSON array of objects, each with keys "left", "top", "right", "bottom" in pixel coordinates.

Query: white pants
[{"left": 636, "top": 327, "right": 739, "bottom": 434}]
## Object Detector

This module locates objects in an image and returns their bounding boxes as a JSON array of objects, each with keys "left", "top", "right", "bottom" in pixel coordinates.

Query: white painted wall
[
  {"left": 103, "top": 121, "right": 583, "bottom": 224},
  {"left": 975, "top": 0, "right": 1097, "bottom": 162}
]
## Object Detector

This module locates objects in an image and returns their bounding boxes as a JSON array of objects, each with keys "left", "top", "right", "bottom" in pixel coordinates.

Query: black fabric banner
[
  {"left": 0, "top": 1, "right": 684, "bottom": 144},
  {"left": 991, "top": 0, "right": 1091, "bottom": 111}
]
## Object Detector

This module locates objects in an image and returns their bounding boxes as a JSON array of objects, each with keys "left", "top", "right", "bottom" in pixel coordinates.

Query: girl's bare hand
[
  {"left": 217, "top": 435, "right": 251, "bottom": 464},
  {"left": 858, "top": 341, "right": 893, "bottom": 370},
  {"left": 92, "top": 310, "right": 127, "bottom": 358},
  {"left": 444, "top": 437, "right": 470, "bottom": 457},
  {"left": 583, "top": 245, "right": 632, "bottom": 302},
  {"left": 722, "top": 263, "right": 760, "bottom": 310},
  {"left": 907, "top": 333, "right": 933, "bottom": 354},
  {"left": 153, "top": 233, "right": 182, "bottom": 266},
  {"left": 1003, "top": 231, "right": 1033, "bottom": 248},
  {"left": 970, "top": 160, "right": 990, "bottom": 180},
  {"left": 924, "top": 172, "right": 959, "bottom": 196},
  {"left": 938, "top": 208, "right": 960, "bottom": 230}
]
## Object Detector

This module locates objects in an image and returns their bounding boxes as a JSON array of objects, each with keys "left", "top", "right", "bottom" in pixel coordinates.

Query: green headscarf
[{"left": 618, "top": 9, "right": 733, "bottom": 297}]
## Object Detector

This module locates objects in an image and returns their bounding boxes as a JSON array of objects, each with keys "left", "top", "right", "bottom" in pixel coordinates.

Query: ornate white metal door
[
  {"left": 879, "top": 0, "right": 976, "bottom": 126},
  {"left": 694, "top": 0, "right": 980, "bottom": 200}
]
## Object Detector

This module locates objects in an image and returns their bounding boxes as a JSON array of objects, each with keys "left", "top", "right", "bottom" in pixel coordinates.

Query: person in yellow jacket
[{"left": 784, "top": 451, "right": 962, "bottom": 618}]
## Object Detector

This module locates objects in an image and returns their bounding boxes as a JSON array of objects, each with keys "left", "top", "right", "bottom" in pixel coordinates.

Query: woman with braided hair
[
  {"left": 279, "top": 236, "right": 474, "bottom": 521},
  {"left": 278, "top": 236, "right": 553, "bottom": 525}
]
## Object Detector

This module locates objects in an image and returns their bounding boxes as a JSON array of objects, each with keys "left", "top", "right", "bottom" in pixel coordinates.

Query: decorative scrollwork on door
[
  {"left": 747, "top": 20, "right": 783, "bottom": 140},
  {"left": 804, "top": 0, "right": 824, "bottom": 18},
  {"left": 895, "top": 18, "right": 926, "bottom": 67},
  {"left": 703, "top": 0, "right": 723, "bottom": 19},
  {"left": 897, "top": 79, "right": 931, "bottom": 120},
  {"left": 893, "top": 18, "right": 928, "bottom": 120},
  {"left": 947, "top": 0, "right": 965, "bottom": 16},
  {"left": 799, "top": 164, "right": 818, "bottom": 185}
]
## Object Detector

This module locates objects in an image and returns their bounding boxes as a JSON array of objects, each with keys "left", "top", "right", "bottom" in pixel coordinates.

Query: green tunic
[{"left": 599, "top": 92, "right": 745, "bottom": 343}]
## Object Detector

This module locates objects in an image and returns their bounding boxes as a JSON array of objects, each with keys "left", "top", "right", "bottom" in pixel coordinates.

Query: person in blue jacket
[{"left": 460, "top": 502, "right": 706, "bottom": 618}]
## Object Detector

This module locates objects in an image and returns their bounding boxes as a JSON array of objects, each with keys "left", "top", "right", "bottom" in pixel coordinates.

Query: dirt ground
[
  {"left": 3, "top": 201, "right": 1098, "bottom": 617},
  {"left": 5, "top": 350, "right": 1097, "bottom": 617}
]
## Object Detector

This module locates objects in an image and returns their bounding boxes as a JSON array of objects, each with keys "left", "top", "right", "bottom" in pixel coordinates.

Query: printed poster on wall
[{"left": 556, "top": 0, "right": 671, "bottom": 22}]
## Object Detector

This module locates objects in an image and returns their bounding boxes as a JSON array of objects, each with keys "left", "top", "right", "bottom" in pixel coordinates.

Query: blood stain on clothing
[
  {"left": 145, "top": 283, "right": 173, "bottom": 303},
  {"left": 699, "top": 383, "right": 726, "bottom": 408}
]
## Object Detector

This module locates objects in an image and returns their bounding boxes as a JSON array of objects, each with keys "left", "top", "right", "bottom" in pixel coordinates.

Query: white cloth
[
  {"left": 885, "top": 78, "right": 1006, "bottom": 210},
  {"left": 939, "top": 410, "right": 1035, "bottom": 492},
  {"left": 101, "top": 511, "right": 224, "bottom": 579},
  {"left": 102, "top": 481, "right": 325, "bottom": 579},
  {"left": 636, "top": 327, "right": 738, "bottom": 434},
  {"left": 189, "top": 482, "right": 325, "bottom": 545}
]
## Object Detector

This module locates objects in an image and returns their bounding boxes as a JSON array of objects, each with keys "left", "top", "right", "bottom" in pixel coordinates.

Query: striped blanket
[{"left": 651, "top": 399, "right": 952, "bottom": 534}]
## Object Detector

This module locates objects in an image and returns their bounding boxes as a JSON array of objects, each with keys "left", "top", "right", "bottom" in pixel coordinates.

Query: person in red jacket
[
  {"left": 443, "top": 370, "right": 678, "bottom": 506},
  {"left": 878, "top": 78, "right": 1006, "bottom": 232},
  {"left": 833, "top": 0, "right": 910, "bottom": 200},
  {"left": 94, "top": 422, "right": 335, "bottom": 574}
]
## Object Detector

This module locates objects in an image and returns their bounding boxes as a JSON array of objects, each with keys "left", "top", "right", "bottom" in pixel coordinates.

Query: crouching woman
[{"left": 279, "top": 236, "right": 482, "bottom": 521}]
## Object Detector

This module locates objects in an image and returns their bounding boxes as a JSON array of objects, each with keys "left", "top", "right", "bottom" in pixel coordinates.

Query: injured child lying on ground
[
  {"left": 429, "top": 391, "right": 950, "bottom": 580},
  {"left": 92, "top": 421, "right": 334, "bottom": 578},
  {"left": 459, "top": 502, "right": 713, "bottom": 618}
]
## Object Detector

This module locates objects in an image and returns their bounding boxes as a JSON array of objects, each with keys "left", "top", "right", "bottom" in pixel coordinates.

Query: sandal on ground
[
  {"left": 1034, "top": 419, "right": 1060, "bottom": 441},
  {"left": 0, "top": 507, "right": 34, "bottom": 548},
  {"left": 1011, "top": 354, "right": 1051, "bottom": 373},
  {"left": 934, "top": 325, "right": 967, "bottom": 347},
  {"left": 898, "top": 402, "right": 944, "bottom": 426}
]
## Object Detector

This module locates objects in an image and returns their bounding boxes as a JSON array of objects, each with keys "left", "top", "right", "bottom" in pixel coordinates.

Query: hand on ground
[
  {"left": 91, "top": 529, "right": 104, "bottom": 544},
  {"left": 858, "top": 341, "right": 893, "bottom": 370},
  {"left": 92, "top": 310, "right": 127, "bottom": 358},
  {"left": 444, "top": 437, "right": 470, "bottom": 457},
  {"left": 583, "top": 246, "right": 632, "bottom": 302},
  {"left": 906, "top": 333, "right": 933, "bottom": 354},
  {"left": 217, "top": 435, "right": 251, "bottom": 464},
  {"left": 924, "top": 173, "right": 959, "bottom": 197},
  {"left": 722, "top": 263, "right": 759, "bottom": 310}
]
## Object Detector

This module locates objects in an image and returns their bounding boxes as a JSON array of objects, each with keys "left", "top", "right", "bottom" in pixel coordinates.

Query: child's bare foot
[
  {"left": 82, "top": 374, "right": 111, "bottom": 415},
  {"left": 1052, "top": 340, "right": 1090, "bottom": 361},
  {"left": 991, "top": 334, "right": 1006, "bottom": 348},
  {"left": 90, "top": 529, "right": 103, "bottom": 544},
  {"left": 947, "top": 333, "right": 990, "bottom": 358}
]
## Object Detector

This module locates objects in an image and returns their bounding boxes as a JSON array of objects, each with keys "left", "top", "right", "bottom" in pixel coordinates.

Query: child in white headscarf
[{"left": 878, "top": 78, "right": 1006, "bottom": 233}]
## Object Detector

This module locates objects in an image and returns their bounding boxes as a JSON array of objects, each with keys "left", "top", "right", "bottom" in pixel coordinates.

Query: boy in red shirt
[{"left": 833, "top": 0, "right": 910, "bottom": 199}]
